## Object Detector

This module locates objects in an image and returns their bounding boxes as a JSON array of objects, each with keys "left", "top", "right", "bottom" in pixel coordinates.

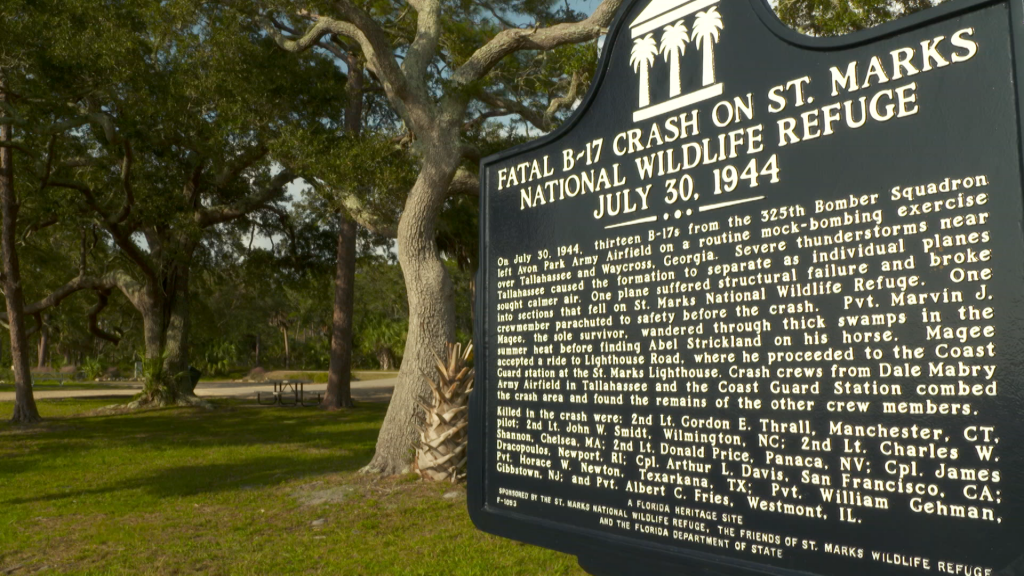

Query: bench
[{"left": 256, "top": 379, "right": 319, "bottom": 407}]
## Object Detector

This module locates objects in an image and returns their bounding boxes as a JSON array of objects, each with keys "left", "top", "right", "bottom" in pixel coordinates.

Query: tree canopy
[{"left": 775, "top": 0, "right": 941, "bottom": 36}]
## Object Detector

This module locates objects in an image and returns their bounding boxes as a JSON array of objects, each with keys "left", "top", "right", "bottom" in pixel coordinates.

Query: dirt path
[{"left": 0, "top": 378, "right": 397, "bottom": 403}]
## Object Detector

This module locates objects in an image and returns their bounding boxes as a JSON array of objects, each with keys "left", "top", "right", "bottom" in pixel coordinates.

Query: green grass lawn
[
  {"left": 0, "top": 382, "right": 136, "bottom": 392},
  {"left": 0, "top": 399, "right": 585, "bottom": 575}
]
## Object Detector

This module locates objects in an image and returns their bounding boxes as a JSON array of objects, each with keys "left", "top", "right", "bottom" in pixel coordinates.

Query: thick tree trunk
[
  {"left": 163, "top": 265, "right": 194, "bottom": 396},
  {"left": 363, "top": 140, "right": 459, "bottom": 474},
  {"left": 129, "top": 263, "right": 205, "bottom": 408},
  {"left": 1, "top": 75, "right": 40, "bottom": 424},
  {"left": 323, "top": 216, "right": 356, "bottom": 409}
]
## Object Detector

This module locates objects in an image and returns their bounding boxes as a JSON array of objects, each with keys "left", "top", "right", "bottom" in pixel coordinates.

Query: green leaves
[{"left": 775, "top": 0, "right": 940, "bottom": 37}]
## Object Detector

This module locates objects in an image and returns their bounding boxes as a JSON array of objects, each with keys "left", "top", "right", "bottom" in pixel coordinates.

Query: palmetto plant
[
  {"left": 200, "top": 340, "right": 238, "bottom": 377},
  {"left": 660, "top": 21, "right": 690, "bottom": 97},
  {"left": 630, "top": 34, "right": 659, "bottom": 107},
  {"left": 693, "top": 7, "right": 724, "bottom": 86},
  {"left": 82, "top": 356, "right": 104, "bottom": 381},
  {"left": 415, "top": 342, "right": 474, "bottom": 482}
]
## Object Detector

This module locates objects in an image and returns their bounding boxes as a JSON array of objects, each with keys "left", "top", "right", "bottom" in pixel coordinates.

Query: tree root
[
  {"left": 321, "top": 399, "right": 356, "bottom": 411},
  {"left": 359, "top": 458, "right": 411, "bottom": 476},
  {"left": 174, "top": 394, "right": 215, "bottom": 410},
  {"left": 10, "top": 406, "right": 42, "bottom": 424},
  {"left": 124, "top": 391, "right": 214, "bottom": 411}
]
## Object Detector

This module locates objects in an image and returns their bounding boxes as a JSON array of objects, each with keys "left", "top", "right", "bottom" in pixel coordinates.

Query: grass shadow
[
  {"left": 0, "top": 399, "right": 387, "bottom": 483},
  {"left": 3, "top": 453, "right": 369, "bottom": 505}
]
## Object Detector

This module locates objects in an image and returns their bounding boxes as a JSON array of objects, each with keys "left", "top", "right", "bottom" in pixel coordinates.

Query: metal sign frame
[{"left": 470, "top": 1, "right": 1024, "bottom": 574}]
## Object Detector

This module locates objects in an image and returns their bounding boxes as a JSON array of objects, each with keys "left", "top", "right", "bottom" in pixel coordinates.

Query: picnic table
[{"left": 256, "top": 379, "right": 319, "bottom": 407}]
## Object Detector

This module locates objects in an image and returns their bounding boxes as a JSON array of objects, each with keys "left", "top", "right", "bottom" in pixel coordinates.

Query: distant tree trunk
[
  {"left": 377, "top": 346, "right": 396, "bottom": 370},
  {"left": 282, "top": 326, "right": 290, "bottom": 369},
  {"left": 324, "top": 55, "right": 364, "bottom": 410},
  {"left": 1, "top": 72, "right": 40, "bottom": 424},
  {"left": 323, "top": 216, "right": 356, "bottom": 409},
  {"left": 254, "top": 333, "right": 260, "bottom": 367},
  {"left": 37, "top": 316, "right": 49, "bottom": 368}
]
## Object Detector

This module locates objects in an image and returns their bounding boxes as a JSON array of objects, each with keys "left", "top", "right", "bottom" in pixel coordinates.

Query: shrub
[
  {"left": 197, "top": 340, "right": 238, "bottom": 377},
  {"left": 82, "top": 357, "right": 104, "bottom": 380}
]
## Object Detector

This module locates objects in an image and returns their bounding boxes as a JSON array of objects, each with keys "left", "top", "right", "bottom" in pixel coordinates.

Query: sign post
[{"left": 470, "top": 1, "right": 1024, "bottom": 574}]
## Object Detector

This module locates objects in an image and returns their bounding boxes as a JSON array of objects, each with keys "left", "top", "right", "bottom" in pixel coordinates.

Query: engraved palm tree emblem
[
  {"left": 660, "top": 21, "right": 689, "bottom": 97},
  {"left": 626, "top": 0, "right": 725, "bottom": 121},
  {"left": 693, "top": 7, "right": 724, "bottom": 86},
  {"left": 630, "top": 34, "right": 658, "bottom": 107}
]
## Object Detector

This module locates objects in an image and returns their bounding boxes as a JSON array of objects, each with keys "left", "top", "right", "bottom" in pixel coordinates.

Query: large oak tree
[
  {"left": 261, "top": 0, "right": 621, "bottom": 473},
  {"left": 2, "top": 0, "right": 347, "bottom": 406}
]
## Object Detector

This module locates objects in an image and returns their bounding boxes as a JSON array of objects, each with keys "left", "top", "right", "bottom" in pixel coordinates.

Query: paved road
[{"left": 0, "top": 378, "right": 397, "bottom": 404}]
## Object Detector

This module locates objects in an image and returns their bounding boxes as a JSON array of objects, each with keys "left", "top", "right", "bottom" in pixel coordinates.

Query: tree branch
[
  {"left": 183, "top": 161, "right": 204, "bottom": 209},
  {"left": 25, "top": 313, "right": 42, "bottom": 339},
  {"left": 85, "top": 110, "right": 121, "bottom": 145},
  {"left": 476, "top": 72, "right": 579, "bottom": 132},
  {"left": 0, "top": 115, "right": 89, "bottom": 135},
  {"left": 262, "top": 11, "right": 410, "bottom": 116},
  {"left": 38, "top": 135, "right": 56, "bottom": 191},
  {"left": 56, "top": 158, "right": 101, "bottom": 169},
  {"left": 47, "top": 178, "right": 115, "bottom": 228},
  {"left": 544, "top": 70, "right": 582, "bottom": 126},
  {"left": 21, "top": 216, "right": 58, "bottom": 242},
  {"left": 87, "top": 290, "right": 121, "bottom": 345},
  {"left": 196, "top": 168, "right": 296, "bottom": 227},
  {"left": 339, "top": 193, "right": 398, "bottom": 237},
  {"left": 78, "top": 228, "right": 89, "bottom": 272},
  {"left": 0, "top": 272, "right": 123, "bottom": 322},
  {"left": 214, "top": 145, "right": 268, "bottom": 189},
  {"left": 0, "top": 141, "right": 39, "bottom": 159},
  {"left": 23, "top": 276, "right": 115, "bottom": 315},
  {"left": 452, "top": 0, "right": 620, "bottom": 86},
  {"left": 403, "top": 0, "right": 443, "bottom": 93},
  {"left": 449, "top": 167, "right": 479, "bottom": 197},
  {"left": 110, "top": 140, "right": 134, "bottom": 224},
  {"left": 464, "top": 108, "right": 512, "bottom": 130},
  {"left": 477, "top": 91, "right": 552, "bottom": 131},
  {"left": 475, "top": 0, "right": 517, "bottom": 29},
  {"left": 105, "top": 224, "right": 156, "bottom": 283},
  {"left": 46, "top": 176, "right": 157, "bottom": 280}
]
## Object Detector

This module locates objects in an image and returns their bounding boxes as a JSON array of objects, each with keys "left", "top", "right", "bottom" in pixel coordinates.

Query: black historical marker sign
[{"left": 468, "top": 1, "right": 1024, "bottom": 574}]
